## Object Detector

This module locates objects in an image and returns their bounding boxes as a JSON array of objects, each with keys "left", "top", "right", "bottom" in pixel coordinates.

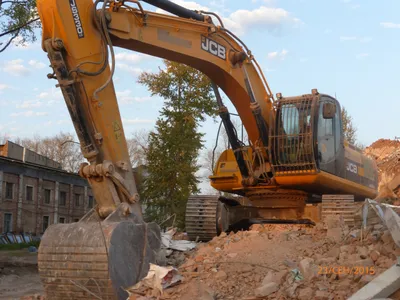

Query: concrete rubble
[{"left": 152, "top": 217, "right": 400, "bottom": 300}]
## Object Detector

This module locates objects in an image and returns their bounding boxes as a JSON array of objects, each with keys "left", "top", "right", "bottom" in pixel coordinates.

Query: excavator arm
[{"left": 36, "top": 0, "right": 275, "bottom": 299}]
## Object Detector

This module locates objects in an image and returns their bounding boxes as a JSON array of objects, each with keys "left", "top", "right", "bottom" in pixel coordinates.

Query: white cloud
[
  {"left": 10, "top": 36, "right": 39, "bottom": 50},
  {"left": 16, "top": 100, "right": 43, "bottom": 109},
  {"left": 223, "top": 6, "right": 302, "bottom": 36},
  {"left": 380, "top": 22, "right": 400, "bottom": 29},
  {"left": 156, "top": 2, "right": 300, "bottom": 36},
  {"left": 356, "top": 53, "right": 369, "bottom": 59},
  {"left": 359, "top": 37, "right": 372, "bottom": 43},
  {"left": 340, "top": 36, "right": 372, "bottom": 42},
  {"left": 28, "top": 60, "right": 46, "bottom": 69},
  {"left": 116, "top": 89, "right": 152, "bottom": 104},
  {"left": 10, "top": 111, "right": 48, "bottom": 117},
  {"left": 2, "top": 59, "right": 30, "bottom": 76},
  {"left": 0, "top": 84, "right": 9, "bottom": 91},
  {"left": 116, "top": 64, "right": 145, "bottom": 77},
  {"left": 340, "top": 36, "right": 357, "bottom": 41},
  {"left": 57, "top": 120, "right": 70, "bottom": 125},
  {"left": 38, "top": 92, "right": 49, "bottom": 99},
  {"left": 35, "top": 88, "right": 63, "bottom": 105},
  {"left": 115, "top": 52, "right": 152, "bottom": 64},
  {"left": 267, "top": 49, "right": 288, "bottom": 60},
  {"left": 122, "top": 118, "right": 154, "bottom": 125}
]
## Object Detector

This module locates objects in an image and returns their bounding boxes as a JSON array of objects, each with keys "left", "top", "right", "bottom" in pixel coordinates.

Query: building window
[
  {"left": 43, "top": 216, "right": 49, "bottom": 232},
  {"left": 4, "top": 213, "right": 12, "bottom": 232},
  {"left": 88, "top": 196, "right": 94, "bottom": 208},
  {"left": 44, "top": 189, "right": 51, "bottom": 204},
  {"left": 59, "top": 217, "right": 65, "bottom": 224},
  {"left": 26, "top": 186, "right": 33, "bottom": 201},
  {"left": 5, "top": 182, "right": 13, "bottom": 199},
  {"left": 74, "top": 218, "right": 79, "bottom": 222},
  {"left": 75, "top": 194, "right": 80, "bottom": 207},
  {"left": 59, "top": 191, "right": 67, "bottom": 206}
]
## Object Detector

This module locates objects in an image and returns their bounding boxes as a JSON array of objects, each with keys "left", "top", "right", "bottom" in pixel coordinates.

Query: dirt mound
[
  {"left": 157, "top": 221, "right": 397, "bottom": 300},
  {"left": 365, "top": 139, "right": 400, "bottom": 202}
]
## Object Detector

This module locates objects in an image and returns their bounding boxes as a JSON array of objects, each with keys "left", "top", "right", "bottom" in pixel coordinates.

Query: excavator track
[{"left": 185, "top": 195, "right": 220, "bottom": 241}]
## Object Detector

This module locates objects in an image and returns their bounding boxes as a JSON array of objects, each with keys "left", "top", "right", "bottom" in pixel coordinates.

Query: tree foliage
[
  {"left": 341, "top": 106, "right": 358, "bottom": 145},
  {"left": 0, "top": 0, "right": 40, "bottom": 52},
  {"left": 138, "top": 60, "right": 217, "bottom": 229}
]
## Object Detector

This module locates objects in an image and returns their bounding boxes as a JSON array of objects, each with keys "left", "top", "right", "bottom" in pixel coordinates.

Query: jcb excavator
[{"left": 36, "top": 0, "right": 378, "bottom": 298}]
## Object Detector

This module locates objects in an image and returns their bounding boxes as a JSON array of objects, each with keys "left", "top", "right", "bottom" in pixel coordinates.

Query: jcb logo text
[{"left": 201, "top": 36, "right": 226, "bottom": 60}]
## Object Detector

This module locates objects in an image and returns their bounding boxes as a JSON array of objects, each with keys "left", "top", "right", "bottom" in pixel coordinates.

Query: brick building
[{"left": 0, "top": 141, "right": 94, "bottom": 235}]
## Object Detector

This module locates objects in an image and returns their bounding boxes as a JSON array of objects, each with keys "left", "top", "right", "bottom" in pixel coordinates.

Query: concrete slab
[{"left": 348, "top": 264, "right": 400, "bottom": 300}]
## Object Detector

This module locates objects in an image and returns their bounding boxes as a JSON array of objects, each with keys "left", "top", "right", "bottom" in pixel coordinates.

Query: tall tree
[
  {"left": 341, "top": 106, "right": 357, "bottom": 145},
  {"left": 0, "top": 0, "right": 40, "bottom": 52},
  {"left": 138, "top": 60, "right": 217, "bottom": 228}
]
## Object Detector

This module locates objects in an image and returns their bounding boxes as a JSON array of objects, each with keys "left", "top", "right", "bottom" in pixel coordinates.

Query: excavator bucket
[{"left": 38, "top": 205, "right": 161, "bottom": 300}]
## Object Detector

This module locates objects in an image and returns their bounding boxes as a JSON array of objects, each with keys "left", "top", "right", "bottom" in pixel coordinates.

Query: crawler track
[{"left": 185, "top": 195, "right": 219, "bottom": 242}]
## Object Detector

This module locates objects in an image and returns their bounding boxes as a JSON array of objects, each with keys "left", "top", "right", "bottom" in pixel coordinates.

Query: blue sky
[{"left": 0, "top": 0, "right": 399, "bottom": 169}]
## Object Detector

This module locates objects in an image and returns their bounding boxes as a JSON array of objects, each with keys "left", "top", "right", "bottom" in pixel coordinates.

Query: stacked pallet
[{"left": 321, "top": 195, "right": 356, "bottom": 227}]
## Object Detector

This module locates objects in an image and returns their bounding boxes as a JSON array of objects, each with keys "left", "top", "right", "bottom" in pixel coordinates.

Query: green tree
[
  {"left": 0, "top": 0, "right": 40, "bottom": 52},
  {"left": 341, "top": 106, "right": 357, "bottom": 145},
  {"left": 138, "top": 60, "right": 217, "bottom": 229}
]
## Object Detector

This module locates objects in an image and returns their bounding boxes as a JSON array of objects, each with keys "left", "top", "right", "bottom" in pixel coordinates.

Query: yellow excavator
[{"left": 35, "top": 0, "right": 378, "bottom": 298}]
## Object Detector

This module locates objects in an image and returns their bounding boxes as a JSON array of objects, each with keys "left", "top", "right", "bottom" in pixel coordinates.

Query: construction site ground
[
  {"left": 0, "top": 251, "right": 42, "bottom": 299},
  {"left": 7, "top": 219, "right": 400, "bottom": 300}
]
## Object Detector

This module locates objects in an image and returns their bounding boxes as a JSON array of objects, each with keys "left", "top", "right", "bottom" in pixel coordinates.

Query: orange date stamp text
[{"left": 318, "top": 265, "right": 375, "bottom": 275}]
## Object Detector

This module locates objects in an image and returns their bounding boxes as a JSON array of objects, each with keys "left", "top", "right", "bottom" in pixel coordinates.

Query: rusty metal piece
[
  {"left": 116, "top": 160, "right": 129, "bottom": 171},
  {"left": 80, "top": 161, "right": 116, "bottom": 178},
  {"left": 102, "top": 160, "right": 115, "bottom": 176},
  {"left": 94, "top": 132, "right": 103, "bottom": 145},
  {"left": 38, "top": 206, "right": 161, "bottom": 300},
  {"left": 120, "top": 202, "right": 132, "bottom": 216},
  {"left": 229, "top": 51, "right": 247, "bottom": 65},
  {"left": 129, "top": 193, "right": 140, "bottom": 204}
]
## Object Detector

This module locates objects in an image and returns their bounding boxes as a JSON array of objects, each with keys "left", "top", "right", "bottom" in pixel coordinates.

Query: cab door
[{"left": 317, "top": 97, "right": 342, "bottom": 175}]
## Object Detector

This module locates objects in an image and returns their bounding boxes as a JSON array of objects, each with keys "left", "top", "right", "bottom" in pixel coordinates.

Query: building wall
[
  {"left": 0, "top": 157, "right": 95, "bottom": 235},
  {"left": 21, "top": 176, "right": 38, "bottom": 234},
  {"left": 1, "top": 173, "right": 18, "bottom": 233}
]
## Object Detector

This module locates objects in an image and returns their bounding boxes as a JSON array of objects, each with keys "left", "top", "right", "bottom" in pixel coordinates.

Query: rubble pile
[
  {"left": 365, "top": 138, "right": 400, "bottom": 201},
  {"left": 153, "top": 219, "right": 399, "bottom": 300}
]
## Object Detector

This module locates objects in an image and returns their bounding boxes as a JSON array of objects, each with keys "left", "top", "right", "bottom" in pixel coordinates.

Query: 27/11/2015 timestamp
[{"left": 318, "top": 265, "right": 375, "bottom": 275}]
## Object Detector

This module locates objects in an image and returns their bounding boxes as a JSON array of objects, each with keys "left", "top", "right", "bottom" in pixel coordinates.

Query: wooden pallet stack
[{"left": 321, "top": 195, "right": 356, "bottom": 227}]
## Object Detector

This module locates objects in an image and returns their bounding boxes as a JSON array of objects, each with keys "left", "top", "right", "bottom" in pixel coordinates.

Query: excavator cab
[{"left": 270, "top": 89, "right": 344, "bottom": 177}]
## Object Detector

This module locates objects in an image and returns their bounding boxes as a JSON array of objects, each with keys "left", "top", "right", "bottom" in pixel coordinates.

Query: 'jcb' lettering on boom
[
  {"left": 201, "top": 36, "right": 226, "bottom": 60},
  {"left": 69, "top": 0, "right": 84, "bottom": 38}
]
